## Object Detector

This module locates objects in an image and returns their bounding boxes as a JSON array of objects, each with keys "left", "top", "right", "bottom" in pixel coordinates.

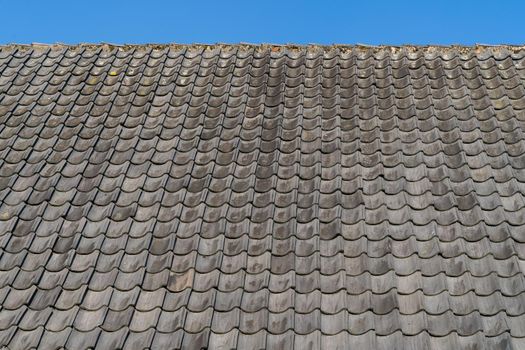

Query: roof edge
[{"left": 2, "top": 42, "right": 525, "bottom": 53}]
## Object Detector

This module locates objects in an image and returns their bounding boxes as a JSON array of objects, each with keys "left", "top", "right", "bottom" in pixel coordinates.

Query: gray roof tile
[{"left": 1, "top": 43, "right": 525, "bottom": 349}]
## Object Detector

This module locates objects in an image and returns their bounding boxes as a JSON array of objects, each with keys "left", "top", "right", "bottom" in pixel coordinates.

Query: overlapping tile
[{"left": 1, "top": 44, "right": 525, "bottom": 349}]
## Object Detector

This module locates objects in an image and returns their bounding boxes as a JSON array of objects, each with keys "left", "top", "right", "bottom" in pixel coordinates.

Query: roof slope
[{"left": 1, "top": 44, "right": 525, "bottom": 349}]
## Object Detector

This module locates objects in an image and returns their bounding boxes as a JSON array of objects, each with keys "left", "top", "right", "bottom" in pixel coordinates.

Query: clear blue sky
[{"left": 1, "top": 0, "right": 523, "bottom": 45}]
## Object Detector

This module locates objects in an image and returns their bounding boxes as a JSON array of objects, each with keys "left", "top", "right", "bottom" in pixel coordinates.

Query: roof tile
[{"left": 1, "top": 43, "right": 525, "bottom": 349}]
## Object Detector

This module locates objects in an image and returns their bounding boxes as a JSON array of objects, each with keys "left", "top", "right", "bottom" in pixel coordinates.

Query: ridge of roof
[{"left": 1, "top": 42, "right": 525, "bottom": 53}]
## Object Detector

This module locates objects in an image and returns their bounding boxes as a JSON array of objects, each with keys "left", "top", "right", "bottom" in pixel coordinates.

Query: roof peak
[{"left": 2, "top": 42, "right": 525, "bottom": 53}]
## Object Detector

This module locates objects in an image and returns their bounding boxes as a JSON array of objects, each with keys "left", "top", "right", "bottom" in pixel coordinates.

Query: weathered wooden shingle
[{"left": 1, "top": 43, "right": 525, "bottom": 349}]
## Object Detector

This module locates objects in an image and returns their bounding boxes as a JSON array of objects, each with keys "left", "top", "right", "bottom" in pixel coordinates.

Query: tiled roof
[{"left": 1, "top": 43, "right": 525, "bottom": 349}]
